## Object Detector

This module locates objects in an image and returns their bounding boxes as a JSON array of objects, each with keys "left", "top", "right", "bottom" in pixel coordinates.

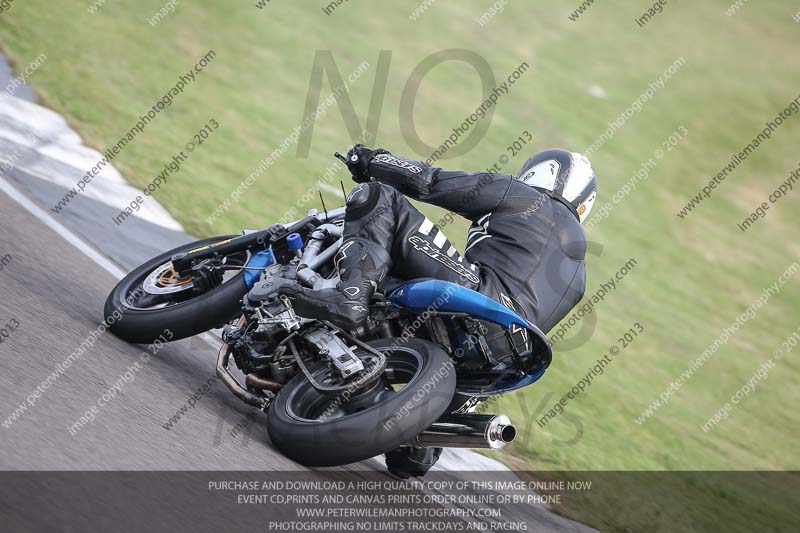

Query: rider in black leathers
[
  {"left": 285, "top": 145, "right": 597, "bottom": 336},
  {"left": 282, "top": 145, "right": 598, "bottom": 478}
]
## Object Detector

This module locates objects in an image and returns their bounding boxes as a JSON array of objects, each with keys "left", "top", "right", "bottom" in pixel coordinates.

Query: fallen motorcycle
[{"left": 104, "top": 188, "right": 552, "bottom": 475}]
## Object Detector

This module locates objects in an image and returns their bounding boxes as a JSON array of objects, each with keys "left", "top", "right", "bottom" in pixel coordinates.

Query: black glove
[{"left": 344, "top": 144, "right": 386, "bottom": 183}]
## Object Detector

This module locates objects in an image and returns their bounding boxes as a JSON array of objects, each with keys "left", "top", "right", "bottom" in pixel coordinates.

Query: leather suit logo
[
  {"left": 408, "top": 235, "right": 480, "bottom": 284},
  {"left": 374, "top": 154, "right": 423, "bottom": 174}
]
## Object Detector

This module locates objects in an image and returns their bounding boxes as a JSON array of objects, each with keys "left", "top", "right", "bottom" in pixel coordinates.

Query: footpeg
[{"left": 304, "top": 328, "right": 365, "bottom": 377}]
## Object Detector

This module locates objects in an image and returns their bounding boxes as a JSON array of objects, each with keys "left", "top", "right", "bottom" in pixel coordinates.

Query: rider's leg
[
  {"left": 282, "top": 182, "right": 479, "bottom": 330},
  {"left": 345, "top": 182, "right": 482, "bottom": 288},
  {"left": 280, "top": 235, "right": 390, "bottom": 331}
]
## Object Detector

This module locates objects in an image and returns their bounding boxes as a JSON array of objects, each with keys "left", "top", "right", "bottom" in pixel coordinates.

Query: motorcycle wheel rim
[{"left": 283, "top": 346, "right": 426, "bottom": 424}]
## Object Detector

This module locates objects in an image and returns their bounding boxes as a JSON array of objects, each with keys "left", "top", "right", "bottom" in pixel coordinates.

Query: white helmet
[{"left": 517, "top": 149, "right": 597, "bottom": 223}]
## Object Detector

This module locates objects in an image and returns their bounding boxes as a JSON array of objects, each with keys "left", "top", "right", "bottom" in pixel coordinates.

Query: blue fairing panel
[
  {"left": 244, "top": 248, "right": 275, "bottom": 288},
  {"left": 390, "top": 279, "right": 554, "bottom": 395},
  {"left": 389, "top": 279, "right": 529, "bottom": 329}
]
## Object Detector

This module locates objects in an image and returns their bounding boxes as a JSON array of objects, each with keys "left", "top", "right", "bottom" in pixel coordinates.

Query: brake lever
[{"left": 334, "top": 152, "right": 348, "bottom": 164}]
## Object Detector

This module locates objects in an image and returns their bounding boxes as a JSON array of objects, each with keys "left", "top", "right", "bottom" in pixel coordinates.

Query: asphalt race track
[{"left": 0, "top": 188, "right": 294, "bottom": 470}]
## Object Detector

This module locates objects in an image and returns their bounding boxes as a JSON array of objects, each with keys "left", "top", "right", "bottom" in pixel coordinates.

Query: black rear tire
[
  {"left": 104, "top": 236, "right": 249, "bottom": 344},
  {"left": 267, "top": 338, "right": 456, "bottom": 467}
]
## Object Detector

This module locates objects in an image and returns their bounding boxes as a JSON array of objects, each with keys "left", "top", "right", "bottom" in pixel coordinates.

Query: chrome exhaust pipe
[{"left": 413, "top": 414, "right": 517, "bottom": 450}]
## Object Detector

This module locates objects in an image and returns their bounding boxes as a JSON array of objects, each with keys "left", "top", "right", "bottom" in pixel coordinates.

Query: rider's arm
[{"left": 367, "top": 152, "right": 512, "bottom": 221}]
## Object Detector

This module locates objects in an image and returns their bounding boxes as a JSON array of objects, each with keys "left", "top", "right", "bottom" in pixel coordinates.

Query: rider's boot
[
  {"left": 385, "top": 446, "right": 443, "bottom": 478},
  {"left": 281, "top": 238, "right": 390, "bottom": 331}
]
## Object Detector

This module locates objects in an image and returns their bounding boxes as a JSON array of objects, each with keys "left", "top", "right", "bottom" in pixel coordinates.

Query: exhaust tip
[
  {"left": 415, "top": 413, "right": 517, "bottom": 450},
  {"left": 500, "top": 425, "right": 517, "bottom": 443},
  {"left": 487, "top": 416, "right": 516, "bottom": 449}
]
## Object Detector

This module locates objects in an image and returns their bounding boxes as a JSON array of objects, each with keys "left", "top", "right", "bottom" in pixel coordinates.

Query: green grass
[{"left": 2, "top": 1, "right": 799, "bottom": 531}]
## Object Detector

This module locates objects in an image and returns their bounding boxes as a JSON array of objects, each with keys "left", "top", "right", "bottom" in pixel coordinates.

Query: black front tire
[
  {"left": 267, "top": 338, "right": 456, "bottom": 467},
  {"left": 104, "top": 236, "right": 249, "bottom": 344}
]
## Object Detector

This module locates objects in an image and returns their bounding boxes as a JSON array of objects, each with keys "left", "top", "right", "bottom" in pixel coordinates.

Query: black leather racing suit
[{"left": 344, "top": 152, "right": 587, "bottom": 334}]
